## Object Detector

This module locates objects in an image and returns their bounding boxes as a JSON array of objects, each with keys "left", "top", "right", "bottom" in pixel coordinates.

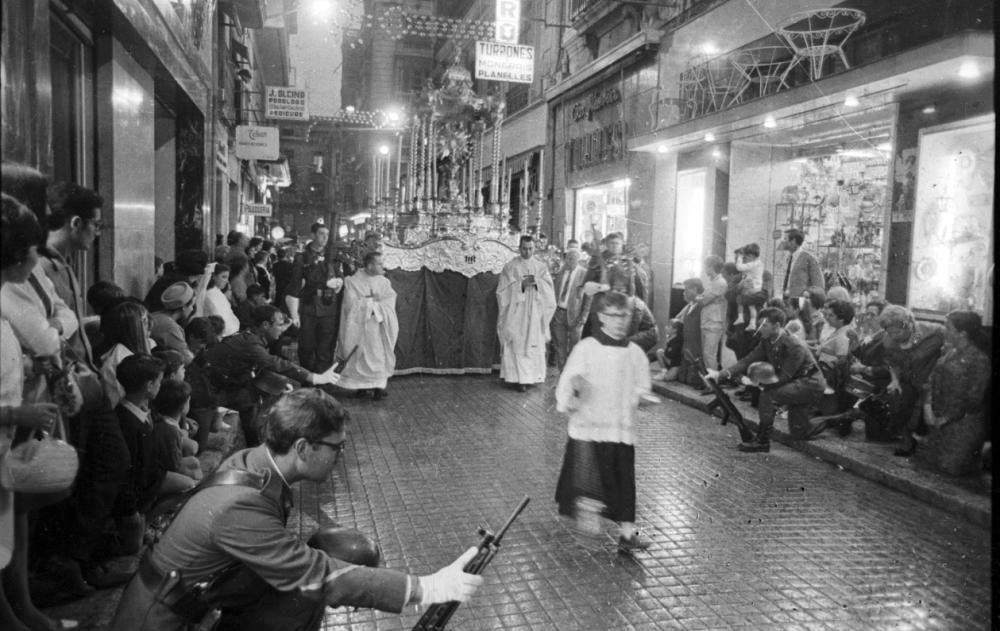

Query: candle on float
[{"left": 537, "top": 148, "right": 544, "bottom": 201}]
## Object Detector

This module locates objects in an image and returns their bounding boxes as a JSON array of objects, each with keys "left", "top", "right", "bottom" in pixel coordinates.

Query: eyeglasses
[
  {"left": 89, "top": 219, "right": 104, "bottom": 231},
  {"left": 313, "top": 439, "right": 345, "bottom": 461},
  {"left": 600, "top": 312, "right": 631, "bottom": 320}
]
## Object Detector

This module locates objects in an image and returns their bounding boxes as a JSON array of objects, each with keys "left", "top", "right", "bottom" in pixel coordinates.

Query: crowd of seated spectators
[
  {"left": 0, "top": 161, "right": 364, "bottom": 627},
  {"left": 647, "top": 241, "right": 991, "bottom": 479}
]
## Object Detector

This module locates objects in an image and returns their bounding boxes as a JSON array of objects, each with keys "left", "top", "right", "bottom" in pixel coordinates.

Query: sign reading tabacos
[{"left": 235, "top": 125, "right": 279, "bottom": 160}]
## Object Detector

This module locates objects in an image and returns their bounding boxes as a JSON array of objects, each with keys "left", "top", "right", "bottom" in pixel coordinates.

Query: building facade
[
  {"left": 549, "top": 0, "right": 994, "bottom": 324},
  {"left": 2, "top": 0, "right": 289, "bottom": 296}
]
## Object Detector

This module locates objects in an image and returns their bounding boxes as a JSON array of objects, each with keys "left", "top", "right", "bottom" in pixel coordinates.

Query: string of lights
[{"left": 356, "top": 6, "right": 496, "bottom": 41}]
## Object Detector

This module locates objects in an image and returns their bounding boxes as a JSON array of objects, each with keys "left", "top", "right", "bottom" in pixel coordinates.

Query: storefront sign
[
  {"left": 265, "top": 86, "right": 309, "bottom": 121},
  {"left": 568, "top": 121, "right": 627, "bottom": 172},
  {"left": 234, "top": 125, "right": 279, "bottom": 160},
  {"left": 495, "top": 0, "right": 520, "bottom": 44},
  {"left": 244, "top": 203, "right": 272, "bottom": 217},
  {"left": 571, "top": 87, "right": 622, "bottom": 121},
  {"left": 475, "top": 41, "right": 534, "bottom": 84}
]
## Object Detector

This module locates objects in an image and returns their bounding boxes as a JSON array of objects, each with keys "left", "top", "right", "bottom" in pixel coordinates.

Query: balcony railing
[
  {"left": 676, "top": 0, "right": 992, "bottom": 123},
  {"left": 571, "top": 0, "right": 718, "bottom": 26}
]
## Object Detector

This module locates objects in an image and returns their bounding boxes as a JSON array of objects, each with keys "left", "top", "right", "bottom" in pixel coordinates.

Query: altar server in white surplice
[
  {"left": 496, "top": 235, "right": 557, "bottom": 391},
  {"left": 336, "top": 252, "right": 399, "bottom": 399}
]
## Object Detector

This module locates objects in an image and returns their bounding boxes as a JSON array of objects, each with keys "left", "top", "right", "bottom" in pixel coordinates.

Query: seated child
[
  {"left": 151, "top": 380, "right": 203, "bottom": 482},
  {"left": 114, "top": 354, "right": 192, "bottom": 554},
  {"left": 153, "top": 347, "right": 202, "bottom": 439},
  {"left": 651, "top": 319, "right": 683, "bottom": 382},
  {"left": 734, "top": 243, "right": 766, "bottom": 328}
]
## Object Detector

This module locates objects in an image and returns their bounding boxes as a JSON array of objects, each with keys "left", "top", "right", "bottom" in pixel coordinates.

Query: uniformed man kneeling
[
  {"left": 110, "top": 388, "right": 482, "bottom": 631},
  {"left": 706, "top": 307, "right": 823, "bottom": 452}
]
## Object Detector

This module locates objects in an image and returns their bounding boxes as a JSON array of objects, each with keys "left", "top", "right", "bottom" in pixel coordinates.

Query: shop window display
[
  {"left": 908, "top": 114, "right": 994, "bottom": 320},
  {"left": 773, "top": 152, "right": 888, "bottom": 305},
  {"left": 575, "top": 179, "right": 629, "bottom": 243}
]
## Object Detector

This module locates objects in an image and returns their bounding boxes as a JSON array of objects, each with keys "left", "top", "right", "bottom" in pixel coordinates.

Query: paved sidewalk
[
  {"left": 651, "top": 379, "right": 992, "bottom": 529},
  {"left": 310, "top": 375, "right": 990, "bottom": 630},
  {"left": 43, "top": 375, "right": 992, "bottom": 630}
]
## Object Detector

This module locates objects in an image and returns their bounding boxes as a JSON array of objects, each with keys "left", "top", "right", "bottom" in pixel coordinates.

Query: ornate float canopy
[{"left": 365, "top": 55, "right": 541, "bottom": 271}]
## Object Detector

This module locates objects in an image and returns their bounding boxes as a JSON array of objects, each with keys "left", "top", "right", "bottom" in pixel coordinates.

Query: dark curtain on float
[{"left": 387, "top": 269, "right": 500, "bottom": 372}]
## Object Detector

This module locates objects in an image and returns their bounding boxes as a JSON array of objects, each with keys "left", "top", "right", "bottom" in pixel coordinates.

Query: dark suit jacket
[
  {"left": 116, "top": 403, "right": 164, "bottom": 515},
  {"left": 783, "top": 248, "right": 824, "bottom": 298}
]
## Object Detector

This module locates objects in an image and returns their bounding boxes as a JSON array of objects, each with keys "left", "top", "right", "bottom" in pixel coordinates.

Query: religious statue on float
[{"left": 401, "top": 53, "right": 509, "bottom": 240}]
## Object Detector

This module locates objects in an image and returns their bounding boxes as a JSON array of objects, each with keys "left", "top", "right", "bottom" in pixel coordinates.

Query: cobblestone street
[{"left": 293, "top": 375, "right": 991, "bottom": 631}]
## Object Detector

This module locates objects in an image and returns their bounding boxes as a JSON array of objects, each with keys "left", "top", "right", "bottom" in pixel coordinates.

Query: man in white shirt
[{"left": 696, "top": 255, "right": 728, "bottom": 372}]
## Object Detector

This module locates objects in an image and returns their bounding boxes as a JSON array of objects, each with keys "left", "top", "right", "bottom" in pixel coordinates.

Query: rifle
[
  {"left": 413, "top": 496, "right": 530, "bottom": 631},
  {"left": 685, "top": 350, "right": 756, "bottom": 443},
  {"left": 332, "top": 345, "right": 359, "bottom": 374}
]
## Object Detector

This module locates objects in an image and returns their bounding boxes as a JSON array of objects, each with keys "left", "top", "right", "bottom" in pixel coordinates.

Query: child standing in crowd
[
  {"left": 652, "top": 319, "right": 683, "bottom": 382},
  {"left": 734, "top": 243, "right": 765, "bottom": 328},
  {"left": 555, "top": 291, "right": 654, "bottom": 550}
]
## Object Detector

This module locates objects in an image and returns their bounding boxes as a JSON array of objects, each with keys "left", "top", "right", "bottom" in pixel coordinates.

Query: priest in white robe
[
  {"left": 336, "top": 252, "right": 399, "bottom": 399},
  {"left": 496, "top": 235, "right": 557, "bottom": 391}
]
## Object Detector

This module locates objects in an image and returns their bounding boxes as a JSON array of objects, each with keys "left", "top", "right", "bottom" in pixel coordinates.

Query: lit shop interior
[
  {"left": 733, "top": 104, "right": 894, "bottom": 305},
  {"left": 573, "top": 178, "right": 632, "bottom": 243},
  {"left": 672, "top": 103, "right": 897, "bottom": 308}
]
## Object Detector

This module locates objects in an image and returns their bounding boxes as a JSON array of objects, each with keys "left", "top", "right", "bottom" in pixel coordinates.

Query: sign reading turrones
[{"left": 475, "top": 41, "right": 534, "bottom": 84}]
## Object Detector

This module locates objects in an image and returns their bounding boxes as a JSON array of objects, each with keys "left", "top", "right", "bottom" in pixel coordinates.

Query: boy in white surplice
[{"left": 554, "top": 290, "right": 653, "bottom": 550}]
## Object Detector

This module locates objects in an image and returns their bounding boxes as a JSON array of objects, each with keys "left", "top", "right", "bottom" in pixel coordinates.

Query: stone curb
[{"left": 652, "top": 381, "right": 992, "bottom": 529}]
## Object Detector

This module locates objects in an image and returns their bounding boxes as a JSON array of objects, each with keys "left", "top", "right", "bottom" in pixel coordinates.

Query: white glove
[
  {"left": 326, "top": 277, "right": 344, "bottom": 292},
  {"left": 310, "top": 367, "right": 341, "bottom": 386},
  {"left": 582, "top": 282, "right": 609, "bottom": 297},
  {"left": 285, "top": 296, "right": 301, "bottom": 327},
  {"left": 704, "top": 368, "right": 721, "bottom": 382},
  {"left": 418, "top": 547, "right": 483, "bottom": 605}
]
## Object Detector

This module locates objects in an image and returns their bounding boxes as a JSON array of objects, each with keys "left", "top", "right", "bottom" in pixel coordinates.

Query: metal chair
[
  {"left": 731, "top": 45, "right": 797, "bottom": 99},
  {"left": 777, "top": 8, "right": 866, "bottom": 80},
  {"left": 678, "top": 55, "right": 713, "bottom": 120}
]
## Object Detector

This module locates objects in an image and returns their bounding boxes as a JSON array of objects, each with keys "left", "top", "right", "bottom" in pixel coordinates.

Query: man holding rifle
[
  {"left": 705, "top": 307, "right": 823, "bottom": 453},
  {"left": 111, "top": 388, "right": 482, "bottom": 630}
]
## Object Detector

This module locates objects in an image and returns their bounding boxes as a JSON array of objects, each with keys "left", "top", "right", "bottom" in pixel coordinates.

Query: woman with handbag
[{"left": 1, "top": 193, "right": 79, "bottom": 630}]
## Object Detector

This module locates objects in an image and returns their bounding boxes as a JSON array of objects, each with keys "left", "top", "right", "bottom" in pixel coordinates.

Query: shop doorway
[{"left": 672, "top": 168, "right": 708, "bottom": 286}]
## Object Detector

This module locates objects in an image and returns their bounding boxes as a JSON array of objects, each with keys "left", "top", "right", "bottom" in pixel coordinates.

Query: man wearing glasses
[
  {"left": 41, "top": 182, "right": 104, "bottom": 369},
  {"left": 111, "top": 388, "right": 482, "bottom": 630},
  {"left": 206, "top": 305, "right": 341, "bottom": 446}
]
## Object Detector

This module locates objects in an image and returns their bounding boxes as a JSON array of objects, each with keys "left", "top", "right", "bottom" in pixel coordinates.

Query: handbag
[
  {"left": 26, "top": 272, "right": 104, "bottom": 416},
  {"left": 0, "top": 425, "right": 79, "bottom": 494},
  {"left": 61, "top": 343, "right": 103, "bottom": 413}
]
